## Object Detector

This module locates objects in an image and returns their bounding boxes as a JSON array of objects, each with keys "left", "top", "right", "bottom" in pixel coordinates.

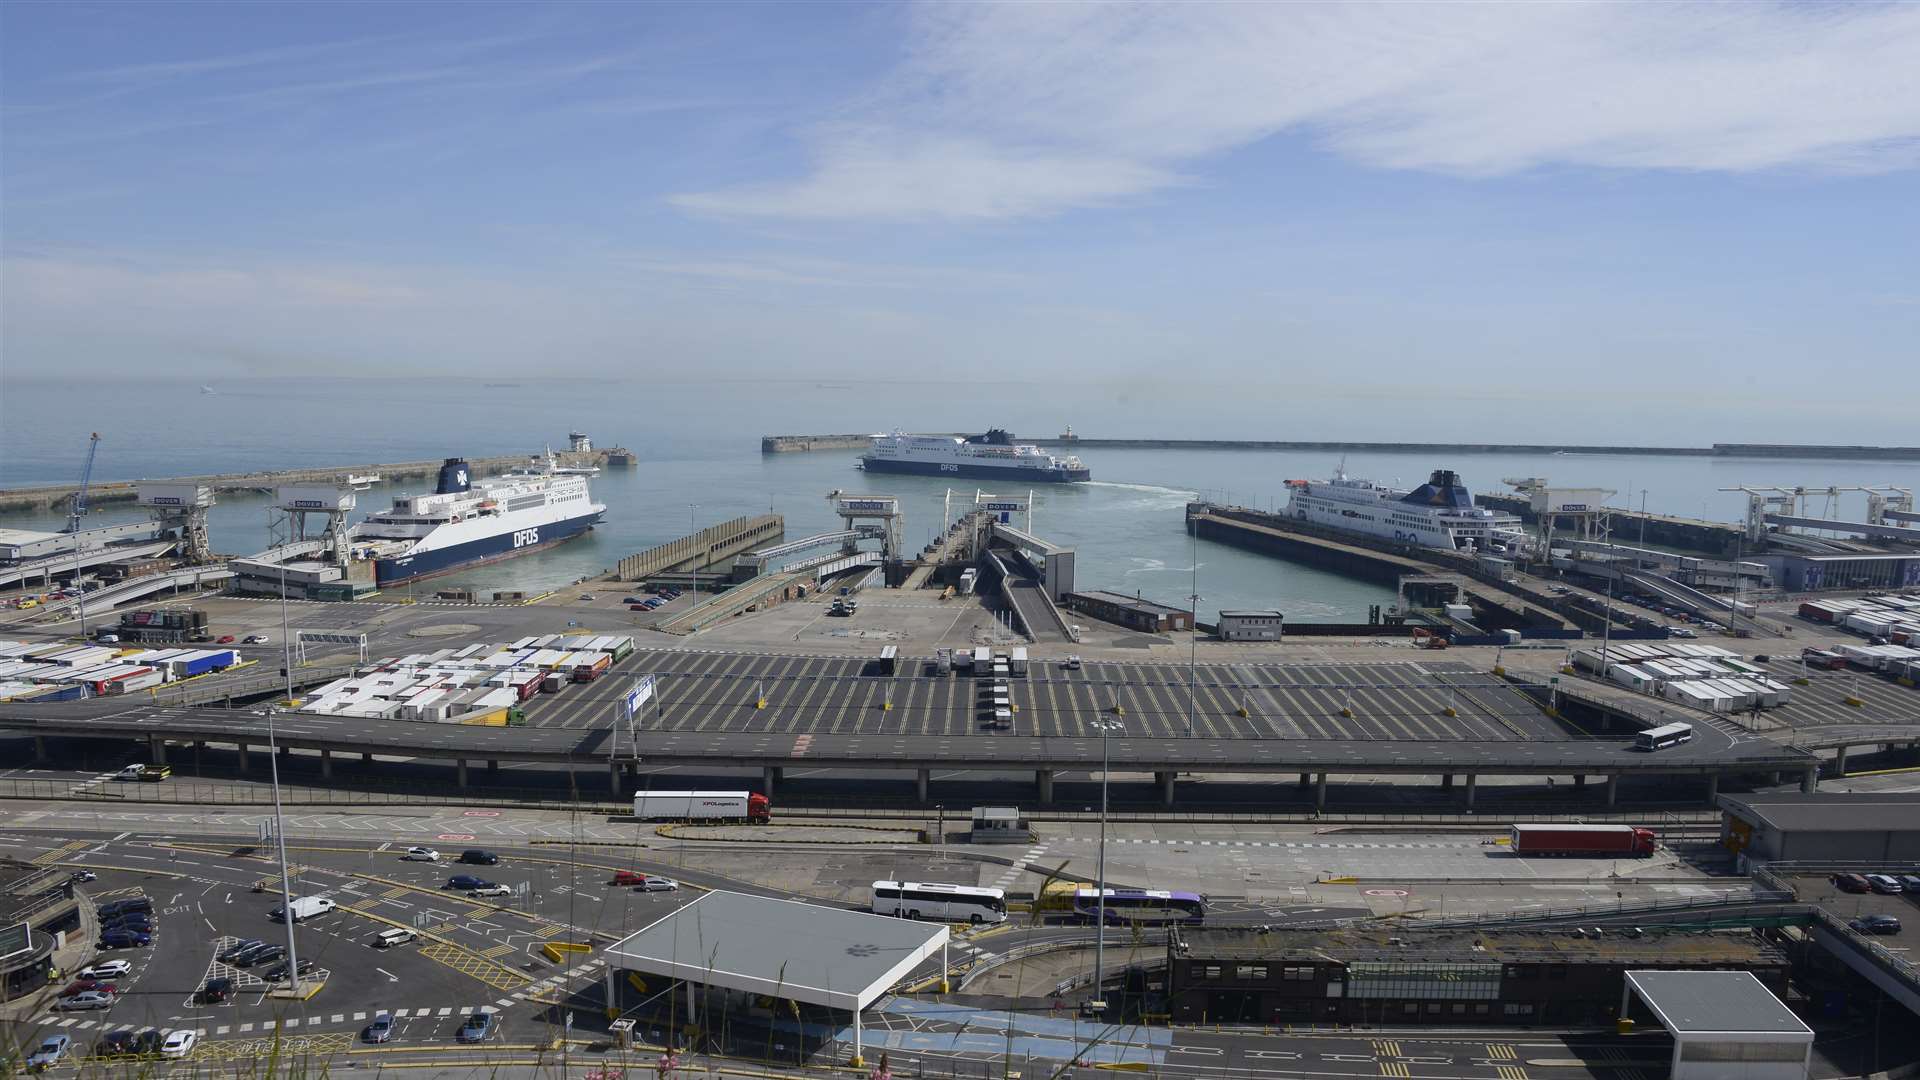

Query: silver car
[{"left": 55, "top": 990, "right": 115, "bottom": 1011}]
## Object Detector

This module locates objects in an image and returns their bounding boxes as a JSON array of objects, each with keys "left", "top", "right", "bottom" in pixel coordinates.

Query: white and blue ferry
[
  {"left": 353, "top": 458, "right": 605, "bottom": 585},
  {"left": 861, "top": 429, "right": 1090, "bottom": 482}
]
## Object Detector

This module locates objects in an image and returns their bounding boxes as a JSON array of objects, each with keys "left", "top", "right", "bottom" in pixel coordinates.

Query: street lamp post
[
  {"left": 1091, "top": 715, "right": 1111, "bottom": 1016},
  {"left": 688, "top": 505, "right": 699, "bottom": 611},
  {"left": 272, "top": 556, "right": 301, "bottom": 995}
]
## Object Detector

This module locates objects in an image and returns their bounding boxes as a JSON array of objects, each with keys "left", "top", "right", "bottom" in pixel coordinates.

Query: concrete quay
[
  {"left": 762, "top": 433, "right": 1920, "bottom": 460},
  {"left": 0, "top": 446, "right": 635, "bottom": 513}
]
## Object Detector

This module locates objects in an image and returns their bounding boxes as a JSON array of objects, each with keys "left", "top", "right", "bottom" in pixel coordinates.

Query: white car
[
  {"left": 114, "top": 764, "right": 146, "bottom": 781},
  {"left": 243, "top": 634, "right": 270, "bottom": 644},
  {"left": 470, "top": 883, "right": 512, "bottom": 898},
  {"left": 401, "top": 847, "right": 440, "bottom": 862},
  {"left": 79, "top": 960, "right": 132, "bottom": 980},
  {"left": 160, "top": 1030, "right": 198, "bottom": 1059}
]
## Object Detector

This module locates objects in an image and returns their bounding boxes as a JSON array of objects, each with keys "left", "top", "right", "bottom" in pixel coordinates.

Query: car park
[
  {"left": 79, "top": 959, "right": 131, "bottom": 979},
  {"left": 55, "top": 989, "right": 116, "bottom": 1010},
  {"left": 458, "top": 849, "right": 499, "bottom": 865},
  {"left": 1851, "top": 914, "right": 1903, "bottom": 935},
  {"left": 197, "top": 977, "right": 236, "bottom": 1003},
  {"left": 99, "top": 930, "right": 151, "bottom": 949},
  {"left": 637, "top": 877, "right": 680, "bottom": 892},
  {"left": 401, "top": 846, "right": 441, "bottom": 862},
  {"left": 364, "top": 1011, "right": 395, "bottom": 1043},
  {"left": 458, "top": 1011, "right": 497, "bottom": 1042},
  {"left": 160, "top": 1030, "right": 198, "bottom": 1059},
  {"left": 1898, "top": 875, "right": 1920, "bottom": 893},
  {"left": 445, "top": 874, "right": 488, "bottom": 890},
  {"left": 1867, "top": 874, "right": 1904, "bottom": 894},
  {"left": 1833, "top": 872, "right": 1871, "bottom": 894},
  {"left": 26, "top": 1034, "right": 72, "bottom": 1070}
]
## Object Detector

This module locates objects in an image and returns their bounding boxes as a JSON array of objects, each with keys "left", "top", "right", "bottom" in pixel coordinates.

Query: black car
[
  {"left": 104, "top": 913, "right": 153, "bottom": 929},
  {"left": 133, "top": 1031, "right": 164, "bottom": 1057},
  {"left": 458, "top": 850, "right": 499, "bottom": 866},
  {"left": 220, "top": 939, "right": 266, "bottom": 962},
  {"left": 445, "top": 874, "right": 489, "bottom": 890},
  {"left": 1852, "top": 914, "right": 1902, "bottom": 935},
  {"left": 97, "top": 1030, "right": 139, "bottom": 1057},
  {"left": 98, "top": 898, "right": 152, "bottom": 918},
  {"left": 262, "top": 959, "right": 318, "bottom": 982},
  {"left": 197, "top": 977, "right": 235, "bottom": 1004},
  {"left": 227, "top": 941, "right": 274, "bottom": 964},
  {"left": 238, "top": 945, "right": 284, "bottom": 968}
]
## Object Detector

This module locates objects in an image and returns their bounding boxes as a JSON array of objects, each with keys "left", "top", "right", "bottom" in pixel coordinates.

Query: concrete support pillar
[
  {"left": 1703, "top": 773, "right": 1718, "bottom": 805},
  {"left": 1157, "top": 771, "right": 1176, "bottom": 808},
  {"left": 236, "top": 742, "right": 249, "bottom": 772},
  {"left": 363, "top": 752, "right": 374, "bottom": 764},
  {"left": 1314, "top": 772, "right": 1328, "bottom": 811},
  {"left": 1464, "top": 773, "right": 1478, "bottom": 809},
  {"left": 1036, "top": 769, "right": 1054, "bottom": 803},
  {"left": 1441, "top": 773, "right": 1454, "bottom": 790},
  {"left": 609, "top": 761, "right": 620, "bottom": 794},
  {"left": 320, "top": 749, "right": 332, "bottom": 780},
  {"left": 149, "top": 737, "right": 167, "bottom": 764},
  {"left": 769, "top": 767, "right": 784, "bottom": 783},
  {"left": 32, "top": 736, "right": 47, "bottom": 762},
  {"left": 761, "top": 766, "right": 779, "bottom": 798},
  {"left": 1833, "top": 745, "right": 1849, "bottom": 777},
  {"left": 851, "top": 1007, "right": 864, "bottom": 1069},
  {"left": 457, "top": 759, "right": 469, "bottom": 789},
  {"left": 916, "top": 768, "right": 930, "bottom": 803},
  {"left": 1604, "top": 775, "right": 1618, "bottom": 808},
  {"left": 1298, "top": 772, "right": 1311, "bottom": 787},
  {"left": 1801, "top": 767, "right": 1819, "bottom": 794},
  {"left": 487, "top": 759, "right": 499, "bottom": 774},
  {"left": 1574, "top": 774, "right": 1587, "bottom": 789}
]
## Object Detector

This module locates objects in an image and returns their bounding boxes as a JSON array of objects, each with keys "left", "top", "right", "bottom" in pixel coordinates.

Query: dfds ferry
[{"left": 353, "top": 458, "right": 605, "bottom": 585}]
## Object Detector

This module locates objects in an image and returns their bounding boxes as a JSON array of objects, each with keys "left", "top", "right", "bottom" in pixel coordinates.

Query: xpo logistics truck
[
  {"left": 1509, "top": 823, "right": 1657, "bottom": 857},
  {"left": 633, "top": 791, "right": 772, "bottom": 824}
]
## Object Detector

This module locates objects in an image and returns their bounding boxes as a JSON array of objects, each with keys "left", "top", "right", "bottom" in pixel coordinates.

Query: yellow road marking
[
  {"left": 1496, "top": 1066, "right": 1530, "bottom": 1080},
  {"left": 533, "top": 923, "right": 567, "bottom": 938}
]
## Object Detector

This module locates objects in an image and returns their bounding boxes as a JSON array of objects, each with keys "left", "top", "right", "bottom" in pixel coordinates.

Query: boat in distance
[
  {"left": 350, "top": 457, "right": 605, "bottom": 585},
  {"left": 1283, "top": 467, "right": 1527, "bottom": 553},
  {"left": 861, "top": 429, "right": 1090, "bottom": 482}
]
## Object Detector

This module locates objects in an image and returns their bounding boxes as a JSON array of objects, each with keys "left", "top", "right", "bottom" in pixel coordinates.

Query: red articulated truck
[{"left": 1509, "top": 823, "right": 1656, "bottom": 857}]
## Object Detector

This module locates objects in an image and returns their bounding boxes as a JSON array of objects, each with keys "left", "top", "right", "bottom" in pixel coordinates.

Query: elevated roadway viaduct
[{"left": 0, "top": 698, "right": 1814, "bottom": 810}]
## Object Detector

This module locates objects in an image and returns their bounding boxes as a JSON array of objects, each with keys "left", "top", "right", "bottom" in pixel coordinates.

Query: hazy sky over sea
[{"left": 3, "top": 2, "right": 1916, "bottom": 415}]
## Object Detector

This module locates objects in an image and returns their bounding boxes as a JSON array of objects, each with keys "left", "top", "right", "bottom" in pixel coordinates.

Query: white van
[
  {"left": 271, "top": 896, "right": 337, "bottom": 923},
  {"left": 374, "top": 928, "right": 417, "bottom": 948}
]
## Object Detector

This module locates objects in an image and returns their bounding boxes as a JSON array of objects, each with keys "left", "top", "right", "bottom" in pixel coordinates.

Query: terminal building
[
  {"left": 0, "top": 859, "right": 83, "bottom": 1003},
  {"left": 1216, "top": 610, "right": 1285, "bottom": 641},
  {"left": 1163, "top": 927, "right": 1788, "bottom": 1026},
  {"left": 1063, "top": 590, "right": 1193, "bottom": 633},
  {"left": 1717, "top": 791, "right": 1920, "bottom": 862}
]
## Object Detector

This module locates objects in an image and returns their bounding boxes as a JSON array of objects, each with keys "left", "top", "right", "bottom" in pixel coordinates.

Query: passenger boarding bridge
[{"left": 987, "top": 523, "right": 1075, "bottom": 601}]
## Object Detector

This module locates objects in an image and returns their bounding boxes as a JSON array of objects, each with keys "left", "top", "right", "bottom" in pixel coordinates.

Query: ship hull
[
  {"left": 374, "top": 510, "right": 603, "bottom": 585},
  {"left": 860, "top": 457, "right": 1090, "bottom": 483}
]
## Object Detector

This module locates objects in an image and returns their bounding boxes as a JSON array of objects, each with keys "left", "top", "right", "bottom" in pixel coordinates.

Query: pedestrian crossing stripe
[
  {"left": 1486, "top": 1044, "right": 1518, "bottom": 1060},
  {"left": 1379, "top": 1065, "right": 1411, "bottom": 1078},
  {"left": 1495, "top": 1066, "right": 1529, "bottom": 1079}
]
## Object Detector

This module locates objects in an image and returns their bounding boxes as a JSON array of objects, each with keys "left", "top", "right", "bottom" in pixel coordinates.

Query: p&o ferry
[
  {"left": 861, "top": 429, "right": 1090, "bottom": 483},
  {"left": 352, "top": 458, "right": 605, "bottom": 585}
]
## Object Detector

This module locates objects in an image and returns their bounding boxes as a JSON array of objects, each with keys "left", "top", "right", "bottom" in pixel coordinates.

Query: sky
[{"left": 3, "top": 1, "right": 1917, "bottom": 408}]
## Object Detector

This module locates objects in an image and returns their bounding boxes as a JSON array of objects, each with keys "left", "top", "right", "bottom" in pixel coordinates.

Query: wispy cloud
[
  {"left": 674, "top": 1, "right": 1920, "bottom": 222},
  {"left": 610, "top": 249, "right": 1029, "bottom": 291}
]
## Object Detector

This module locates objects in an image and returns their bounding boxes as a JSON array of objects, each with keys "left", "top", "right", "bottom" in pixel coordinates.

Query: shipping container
[
  {"left": 1010, "top": 647, "right": 1028, "bottom": 677},
  {"left": 1509, "top": 823, "right": 1656, "bottom": 857},
  {"left": 632, "top": 791, "right": 771, "bottom": 823}
]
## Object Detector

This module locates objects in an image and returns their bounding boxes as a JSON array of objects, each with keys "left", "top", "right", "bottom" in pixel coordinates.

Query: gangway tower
[
  {"left": 831, "top": 494, "right": 904, "bottom": 564},
  {"left": 136, "top": 483, "right": 217, "bottom": 564},
  {"left": 274, "top": 483, "right": 361, "bottom": 569},
  {"left": 1505, "top": 477, "right": 1615, "bottom": 560}
]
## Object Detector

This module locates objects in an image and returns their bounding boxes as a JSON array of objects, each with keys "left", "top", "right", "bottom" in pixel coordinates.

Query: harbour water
[{"left": 6, "top": 376, "right": 1920, "bottom": 618}]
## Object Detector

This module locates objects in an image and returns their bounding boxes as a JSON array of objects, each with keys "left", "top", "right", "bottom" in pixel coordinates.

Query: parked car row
[
  {"left": 609, "top": 870, "right": 680, "bottom": 891},
  {"left": 1831, "top": 872, "right": 1920, "bottom": 895},
  {"left": 96, "top": 895, "right": 154, "bottom": 951}
]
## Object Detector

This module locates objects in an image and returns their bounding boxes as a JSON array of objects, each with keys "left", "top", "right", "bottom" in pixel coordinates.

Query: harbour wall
[
  {"left": 0, "top": 447, "right": 636, "bottom": 514},
  {"left": 762, "top": 434, "right": 1920, "bottom": 460}
]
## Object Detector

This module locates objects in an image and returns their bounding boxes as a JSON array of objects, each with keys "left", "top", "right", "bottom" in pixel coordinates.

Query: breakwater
[
  {"left": 0, "top": 447, "right": 636, "bottom": 514},
  {"left": 762, "top": 434, "right": 1920, "bottom": 460}
]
